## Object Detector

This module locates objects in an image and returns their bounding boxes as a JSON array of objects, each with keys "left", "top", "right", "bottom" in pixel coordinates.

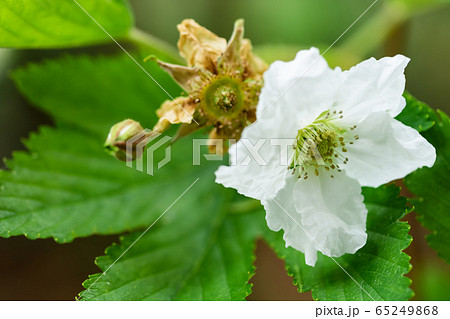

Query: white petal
[
  {"left": 336, "top": 55, "right": 410, "bottom": 124},
  {"left": 264, "top": 171, "right": 367, "bottom": 266},
  {"left": 260, "top": 47, "right": 330, "bottom": 105},
  {"left": 263, "top": 175, "right": 319, "bottom": 266},
  {"left": 257, "top": 47, "right": 342, "bottom": 129},
  {"left": 343, "top": 112, "right": 436, "bottom": 187},
  {"left": 215, "top": 117, "right": 291, "bottom": 201},
  {"left": 293, "top": 170, "right": 367, "bottom": 264}
]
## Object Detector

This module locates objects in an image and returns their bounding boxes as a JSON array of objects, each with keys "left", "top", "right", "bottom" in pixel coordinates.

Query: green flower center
[
  {"left": 290, "top": 110, "right": 358, "bottom": 179},
  {"left": 202, "top": 77, "right": 244, "bottom": 118}
]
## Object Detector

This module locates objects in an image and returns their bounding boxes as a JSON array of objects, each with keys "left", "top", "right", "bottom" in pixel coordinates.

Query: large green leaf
[
  {"left": 0, "top": 126, "right": 214, "bottom": 242},
  {"left": 405, "top": 110, "right": 450, "bottom": 263},
  {"left": 0, "top": 54, "right": 191, "bottom": 242},
  {"left": 263, "top": 185, "right": 413, "bottom": 301},
  {"left": 79, "top": 190, "right": 266, "bottom": 301},
  {"left": 0, "top": 0, "right": 133, "bottom": 48}
]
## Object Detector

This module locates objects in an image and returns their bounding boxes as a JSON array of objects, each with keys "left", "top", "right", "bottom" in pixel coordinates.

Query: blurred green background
[{"left": 0, "top": 0, "right": 449, "bottom": 300}]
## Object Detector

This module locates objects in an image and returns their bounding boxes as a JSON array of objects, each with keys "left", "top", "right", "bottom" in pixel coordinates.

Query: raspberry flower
[
  {"left": 215, "top": 48, "right": 436, "bottom": 266},
  {"left": 151, "top": 19, "right": 267, "bottom": 153}
]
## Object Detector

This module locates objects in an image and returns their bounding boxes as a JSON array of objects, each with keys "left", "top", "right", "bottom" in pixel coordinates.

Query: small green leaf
[
  {"left": 79, "top": 191, "right": 266, "bottom": 301},
  {"left": 405, "top": 109, "right": 450, "bottom": 263},
  {"left": 264, "top": 185, "right": 413, "bottom": 301},
  {"left": 396, "top": 92, "right": 437, "bottom": 133},
  {"left": 0, "top": 0, "right": 133, "bottom": 48}
]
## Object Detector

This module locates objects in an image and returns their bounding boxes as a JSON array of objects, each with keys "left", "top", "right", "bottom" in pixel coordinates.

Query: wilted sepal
[
  {"left": 150, "top": 57, "right": 209, "bottom": 93},
  {"left": 240, "top": 39, "right": 268, "bottom": 77},
  {"left": 105, "top": 119, "right": 157, "bottom": 162},
  {"left": 152, "top": 97, "right": 198, "bottom": 138},
  {"left": 177, "top": 19, "right": 227, "bottom": 72},
  {"left": 218, "top": 19, "right": 244, "bottom": 70},
  {"left": 219, "top": 19, "right": 267, "bottom": 78},
  {"left": 156, "top": 97, "right": 196, "bottom": 125}
]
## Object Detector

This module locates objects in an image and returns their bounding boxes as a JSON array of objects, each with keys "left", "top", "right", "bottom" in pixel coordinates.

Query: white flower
[{"left": 215, "top": 48, "right": 436, "bottom": 266}]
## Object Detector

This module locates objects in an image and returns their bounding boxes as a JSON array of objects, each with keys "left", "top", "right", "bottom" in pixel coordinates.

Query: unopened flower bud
[{"left": 104, "top": 119, "right": 156, "bottom": 162}]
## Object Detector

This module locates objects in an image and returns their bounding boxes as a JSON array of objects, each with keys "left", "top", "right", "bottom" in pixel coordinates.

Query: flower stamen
[{"left": 290, "top": 110, "right": 357, "bottom": 179}]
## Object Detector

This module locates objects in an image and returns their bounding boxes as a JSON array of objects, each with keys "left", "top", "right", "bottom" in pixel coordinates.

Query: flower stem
[{"left": 126, "top": 27, "right": 183, "bottom": 63}]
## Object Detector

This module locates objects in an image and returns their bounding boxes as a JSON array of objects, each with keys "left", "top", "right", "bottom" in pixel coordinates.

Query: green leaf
[
  {"left": 12, "top": 54, "right": 180, "bottom": 135},
  {"left": 0, "top": 0, "right": 133, "bottom": 48},
  {"left": 396, "top": 92, "right": 437, "bottom": 133},
  {"left": 0, "top": 126, "right": 212, "bottom": 242},
  {"left": 79, "top": 190, "right": 266, "bottom": 301},
  {"left": 263, "top": 185, "right": 413, "bottom": 301},
  {"left": 0, "top": 54, "right": 191, "bottom": 242},
  {"left": 405, "top": 109, "right": 450, "bottom": 263}
]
